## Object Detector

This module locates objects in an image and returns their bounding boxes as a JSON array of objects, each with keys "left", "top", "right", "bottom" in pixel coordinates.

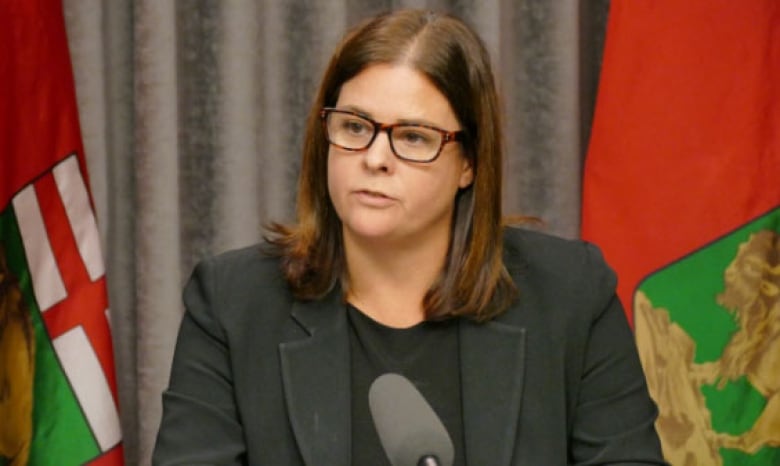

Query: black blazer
[{"left": 153, "top": 228, "right": 667, "bottom": 465}]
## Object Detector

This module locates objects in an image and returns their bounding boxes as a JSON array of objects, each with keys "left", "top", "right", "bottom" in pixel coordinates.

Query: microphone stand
[{"left": 417, "top": 455, "right": 441, "bottom": 466}]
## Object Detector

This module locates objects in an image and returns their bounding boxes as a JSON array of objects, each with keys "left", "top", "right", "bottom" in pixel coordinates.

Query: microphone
[{"left": 368, "top": 373, "right": 455, "bottom": 466}]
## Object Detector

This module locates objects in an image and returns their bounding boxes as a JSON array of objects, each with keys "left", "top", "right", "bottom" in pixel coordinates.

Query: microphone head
[{"left": 368, "top": 373, "right": 454, "bottom": 466}]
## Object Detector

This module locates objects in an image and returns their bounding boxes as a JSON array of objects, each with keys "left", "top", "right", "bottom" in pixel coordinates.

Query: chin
[
  {"left": 343, "top": 220, "right": 406, "bottom": 243},
  {"left": 347, "top": 226, "right": 399, "bottom": 241}
]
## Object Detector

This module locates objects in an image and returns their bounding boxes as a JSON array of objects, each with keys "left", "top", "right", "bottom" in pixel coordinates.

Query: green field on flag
[
  {"left": 638, "top": 209, "right": 780, "bottom": 465},
  {"left": 0, "top": 208, "right": 101, "bottom": 465}
]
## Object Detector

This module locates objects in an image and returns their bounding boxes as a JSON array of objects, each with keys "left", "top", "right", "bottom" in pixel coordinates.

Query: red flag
[
  {"left": 582, "top": 1, "right": 779, "bottom": 464},
  {"left": 1, "top": 0, "right": 124, "bottom": 464}
]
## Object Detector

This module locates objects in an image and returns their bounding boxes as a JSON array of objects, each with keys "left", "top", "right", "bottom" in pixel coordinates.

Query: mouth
[
  {"left": 352, "top": 189, "right": 397, "bottom": 206},
  {"left": 355, "top": 189, "right": 393, "bottom": 199}
]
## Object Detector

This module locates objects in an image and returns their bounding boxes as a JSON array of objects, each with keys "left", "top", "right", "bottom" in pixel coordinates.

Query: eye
[
  {"left": 340, "top": 118, "right": 372, "bottom": 135},
  {"left": 395, "top": 127, "right": 435, "bottom": 146}
]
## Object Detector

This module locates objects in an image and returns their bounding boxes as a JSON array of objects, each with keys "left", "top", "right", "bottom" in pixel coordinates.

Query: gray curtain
[{"left": 62, "top": 0, "right": 609, "bottom": 464}]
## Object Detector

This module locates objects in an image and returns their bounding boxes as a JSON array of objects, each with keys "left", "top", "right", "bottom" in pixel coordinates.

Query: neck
[{"left": 343, "top": 230, "right": 450, "bottom": 328}]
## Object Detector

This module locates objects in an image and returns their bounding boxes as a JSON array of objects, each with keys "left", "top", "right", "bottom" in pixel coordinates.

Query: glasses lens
[
  {"left": 326, "top": 112, "right": 374, "bottom": 149},
  {"left": 391, "top": 126, "right": 443, "bottom": 161}
]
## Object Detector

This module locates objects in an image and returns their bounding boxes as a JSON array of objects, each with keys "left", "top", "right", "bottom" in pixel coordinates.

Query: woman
[{"left": 154, "top": 9, "right": 667, "bottom": 466}]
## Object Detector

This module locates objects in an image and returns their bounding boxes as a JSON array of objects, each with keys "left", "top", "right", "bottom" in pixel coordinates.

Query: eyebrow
[{"left": 337, "top": 104, "right": 444, "bottom": 128}]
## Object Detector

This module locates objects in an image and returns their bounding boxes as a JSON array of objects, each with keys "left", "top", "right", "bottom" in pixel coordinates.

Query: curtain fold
[{"left": 63, "top": 1, "right": 609, "bottom": 464}]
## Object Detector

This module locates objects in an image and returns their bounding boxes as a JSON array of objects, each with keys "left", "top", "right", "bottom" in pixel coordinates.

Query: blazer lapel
[
  {"left": 279, "top": 289, "right": 351, "bottom": 466},
  {"left": 459, "top": 317, "right": 526, "bottom": 466}
]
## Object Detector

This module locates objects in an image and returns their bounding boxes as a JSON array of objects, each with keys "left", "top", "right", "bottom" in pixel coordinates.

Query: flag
[
  {"left": 0, "top": 0, "right": 124, "bottom": 464},
  {"left": 581, "top": 1, "right": 779, "bottom": 465}
]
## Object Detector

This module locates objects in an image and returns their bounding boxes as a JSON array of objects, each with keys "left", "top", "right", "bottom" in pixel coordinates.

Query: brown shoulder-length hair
[{"left": 266, "top": 9, "right": 516, "bottom": 321}]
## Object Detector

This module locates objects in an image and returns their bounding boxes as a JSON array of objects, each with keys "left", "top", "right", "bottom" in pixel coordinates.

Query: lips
[
  {"left": 356, "top": 189, "right": 392, "bottom": 199},
  {"left": 352, "top": 189, "right": 396, "bottom": 206}
]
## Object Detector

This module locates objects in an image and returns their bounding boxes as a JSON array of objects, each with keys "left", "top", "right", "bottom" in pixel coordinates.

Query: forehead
[{"left": 335, "top": 63, "right": 459, "bottom": 127}]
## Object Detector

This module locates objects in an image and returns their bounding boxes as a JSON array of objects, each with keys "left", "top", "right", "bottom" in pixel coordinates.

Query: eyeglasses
[{"left": 320, "top": 107, "right": 464, "bottom": 163}]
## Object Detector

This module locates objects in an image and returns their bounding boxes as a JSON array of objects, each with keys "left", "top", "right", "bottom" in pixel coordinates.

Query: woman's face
[{"left": 327, "top": 63, "right": 473, "bottom": 247}]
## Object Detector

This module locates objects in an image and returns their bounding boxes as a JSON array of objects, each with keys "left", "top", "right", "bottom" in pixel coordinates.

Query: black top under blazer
[{"left": 153, "top": 227, "right": 667, "bottom": 465}]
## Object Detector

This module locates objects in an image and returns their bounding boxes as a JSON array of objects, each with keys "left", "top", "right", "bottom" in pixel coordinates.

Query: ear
[{"left": 458, "top": 158, "right": 474, "bottom": 188}]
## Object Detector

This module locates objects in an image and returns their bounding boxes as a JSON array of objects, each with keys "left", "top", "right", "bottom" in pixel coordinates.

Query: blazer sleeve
[
  {"left": 569, "top": 243, "right": 668, "bottom": 465},
  {"left": 152, "top": 257, "right": 246, "bottom": 466}
]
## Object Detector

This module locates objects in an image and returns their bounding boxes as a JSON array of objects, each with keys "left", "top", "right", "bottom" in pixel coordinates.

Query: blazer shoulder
[
  {"left": 502, "top": 226, "right": 618, "bottom": 313},
  {"left": 503, "top": 227, "right": 611, "bottom": 272},
  {"left": 184, "top": 243, "right": 292, "bottom": 322},
  {"left": 193, "top": 243, "right": 286, "bottom": 286}
]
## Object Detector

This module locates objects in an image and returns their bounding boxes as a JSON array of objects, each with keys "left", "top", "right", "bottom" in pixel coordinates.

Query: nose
[{"left": 362, "top": 128, "right": 394, "bottom": 172}]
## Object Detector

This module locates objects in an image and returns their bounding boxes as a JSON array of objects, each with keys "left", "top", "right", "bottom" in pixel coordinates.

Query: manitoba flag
[
  {"left": 0, "top": 1, "right": 123, "bottom": 465},
  {"left": 582, "top": 1, "right": 779, "bottom": 465}
]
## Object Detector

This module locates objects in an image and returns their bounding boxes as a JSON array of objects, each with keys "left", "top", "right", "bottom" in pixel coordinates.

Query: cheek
[
  {"left": 326, "top": 155, "right": 338, "bottom": 199},
  {"left": 407, "top": 169, "right": 461, "bottom": 207},
  {"left": 326, "top": 153, "right": 347, "bottom": 205}
]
